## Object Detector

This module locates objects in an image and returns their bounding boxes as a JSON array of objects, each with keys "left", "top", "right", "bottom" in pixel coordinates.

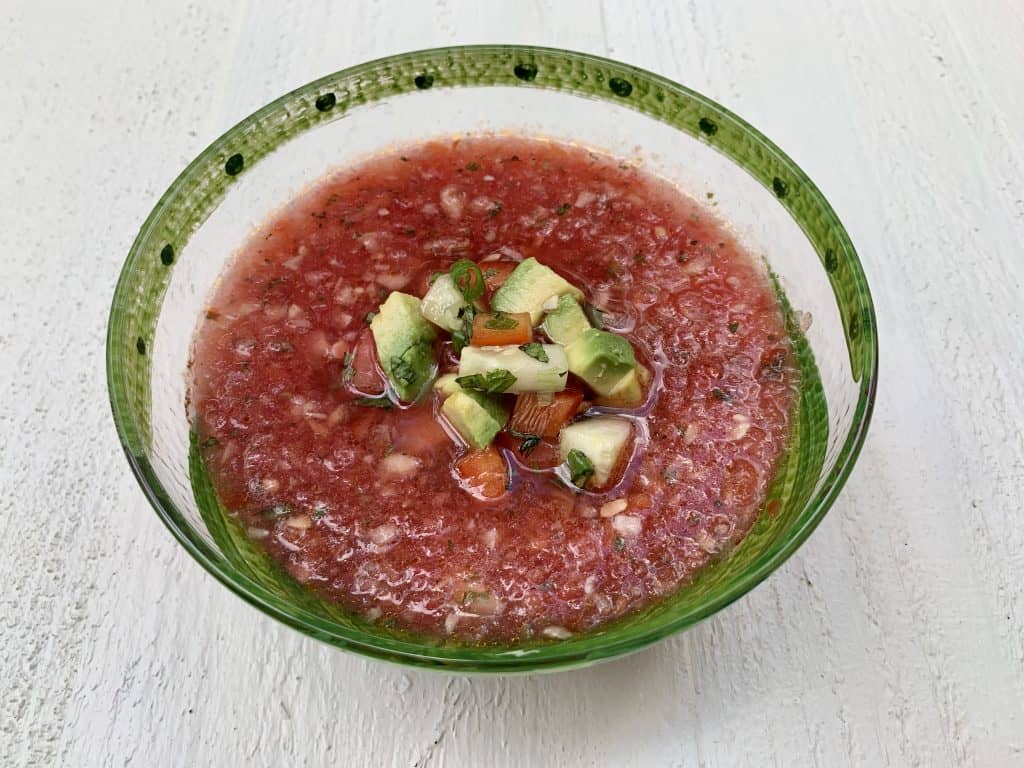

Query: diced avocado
[
  {"left": 441, "top": 390, "right": 508, "bottom": 449},
  {"left": 433, "top": 373, "right": 462, "bottom": 398},
  {"left": 459, "top": 344, "right": 568, "bottom": 393},
  {"left": 491, "top": 258, "right": 584, "bottom": 325},
  {"left": 565, "top": 329, "right": 637, "bottom": 397},
  {"left": 559, "top": 416, "right": 633, "bottom": 488},
  {"left": 542, "top": 294, "right": 590, "bottom": 346},
  {"left": 594, "top": 365, "right": 646, "bottom": 408},
  {"left": 420, "top": 273, "right": 470, "bottom": 332},
  {"left": 370, "top": 292, "right": 437, "bottom": 402}
]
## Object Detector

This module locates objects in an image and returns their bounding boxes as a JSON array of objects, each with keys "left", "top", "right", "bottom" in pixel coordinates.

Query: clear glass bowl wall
[{"left": 107, "top": 47, "right": 876, "bottom": 672}]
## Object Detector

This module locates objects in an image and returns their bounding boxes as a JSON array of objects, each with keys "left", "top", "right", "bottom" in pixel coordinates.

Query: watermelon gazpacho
[{"left": 188, "top": 137, "right": 799, "bottom": 644}]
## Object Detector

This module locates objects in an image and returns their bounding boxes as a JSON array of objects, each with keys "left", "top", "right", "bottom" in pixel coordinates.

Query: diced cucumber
[
  {"left": 565, "top": 328, "right": 637, "bottom": 397},
  {"left": 559, "top": 416, "right": 633, "bottom": 488},
  {"left": 370, "top": 292, "right": 437, "bottom": 402},
  {"left": 433, "top": 373, "right": 462, "bottom": 398},
  {"left": 420, "top": 273, "right": 470, "bottom": 332},
  {"left": 491, "top": 258, "right": 584, "bottom": 325},
  {"left": 542, "top": 294, "right": 591, "bottom": 346},
  {"left": 459, "top": 344, "right": 568, "bottom": 393},
  {"left": 441, "top": 390, "right": 508, "bottom": 449}
]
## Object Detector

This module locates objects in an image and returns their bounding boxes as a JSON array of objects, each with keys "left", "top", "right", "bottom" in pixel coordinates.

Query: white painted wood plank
[{"left": 1, "top": 1, "right": 1021, "bottom": 766}]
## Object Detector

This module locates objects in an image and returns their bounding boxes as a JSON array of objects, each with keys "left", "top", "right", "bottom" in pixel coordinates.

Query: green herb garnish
[
  {"left": 449, "top": 258, "right": 485, "bottom": 302},
  {"left": 451, "top": 305, "right": 475, "bottom": 355},
  {"left": 363, "top": 311, "right": 377, "bottom": 325},
  {"left": 519, "top": 342, "right": 549, "bottom": 363},
  {"left": 200, "top": 436, "right": 220, "bottom": 449},
  {"left": 311, "top": 505, "right": 328, "bottom": 520},
  {"left": 456, "top": 369, "right": 516, "bottom": 394},
  {"left": 711, "top": 387, "right": 732, "bottom": 402},
  {"left": 341, "top": 351, "right": 355, "bottom": 382},
  {"left": 389, "top": 356, "right": 417, "bottom": 386},
  {"left": 354, "top": 396, "right": 393, "bottom": 409},
  {"left": 583, "top": 304, "right": 605, "bottom": 330},
  {"left": 728, "top": 322, "right": 739, "bottom": 333},
  {"left": 487, "top": 202, "right": 503, "bottom": 218},
  {"left": 465, "top": 161, "right": 480, "bottom": 171},
  {"left": 260, "top": 503, "right": 293, "bottom": 519},
  {"left": 555, "top": 203, "right": 571, "bottom": 216},
  {"left": 483, "top": 311, "right": 518, "bottom": 331},
  {"left": 508, "top": 427, "right": 541, "bottom": 456},
  {"left": 566, "top": 449, "right": 595, "bottom": 487},
  {"left": 613, "top": 536, "right": 626, "bottom": 552}
]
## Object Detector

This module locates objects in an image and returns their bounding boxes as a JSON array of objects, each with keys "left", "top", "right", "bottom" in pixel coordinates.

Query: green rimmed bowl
[{"left": 106, "top": 45, "right": 876, "bottom": 673}]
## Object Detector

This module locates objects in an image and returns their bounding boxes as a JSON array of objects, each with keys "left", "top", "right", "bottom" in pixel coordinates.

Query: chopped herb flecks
[
  {"left": 450, "top": 259, "right": 485, "bottom": 302},
  {"left": 354, "top": 396, "right": 393, "bottom": 409},
  {"left": 451, "top": 305, "right": 475, "bottom": 355},
  {"left": 509, "top": 428, "right": 541, "bottom": 456},
  {"left": 484, "top": 312, "right": 518, "bottom": 330},
  {"left": 519, "top": 342, "right": 549, "bottom": 363},
  {"left": 456, "top": 368, "right": 516, "bottom": 394},
  {"left": 389, "top": 356, "right": 417, "bottom": 386},
  {"left": 567, "top": 449, "right": 595, "bottom": 487}
]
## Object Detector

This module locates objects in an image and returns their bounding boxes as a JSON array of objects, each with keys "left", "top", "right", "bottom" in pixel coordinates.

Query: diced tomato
[
  {"left": 593, "top": 430, "right": 634, "bottom": 491},
  {"left": 470, "top": 311, "right": 532, "bottom": 346},
  {"left": 348, "top": 329, "right": 386, "bottom": 395},
  {"left": 509, "top": 388, "right": 584, "bottom": 439},
  {"left": 480, "top": 260, "right": 517, "bottom": 297},
  {"left": 454, "top": 446, "right": 509, "bottom": 500},
  {"left": 497, "top": 433, "right": 561, "bottom": 470},
  {"left": 390, "top": 407, "right": 453, "bottom": 457}
]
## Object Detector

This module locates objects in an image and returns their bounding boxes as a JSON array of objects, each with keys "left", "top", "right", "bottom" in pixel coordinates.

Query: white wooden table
[{"left": 3, "top": 2, "right": 1022, "bottom": 765}]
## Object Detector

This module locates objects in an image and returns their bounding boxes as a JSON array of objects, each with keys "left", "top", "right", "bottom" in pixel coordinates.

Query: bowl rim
[{"left": 106, "top": 44, "right": 878, "bottom": 672}]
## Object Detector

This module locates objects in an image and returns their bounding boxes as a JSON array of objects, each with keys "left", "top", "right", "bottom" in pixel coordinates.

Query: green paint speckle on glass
[
  {"left": 609, "top": 77, "right": 633, "bottom": 97},
  {"left": 414, "top": 74, "right": 433, "bottom": 89},
  {"left": 160, "top": 244, "right": 174, "bottom": 266},
  {"left": 698, "top": 117, "right": 718, "bottom": 136},
  {"left": 315, "top": 93, "right": 336, "bottom": 111},
  {"left": 136, "top": 337, "right": 146, "bottom": 355},
  {"left": 225, "top": 153, "right": 244, "bottom": 176},
  {"left": 513, "top": 63, "right": 538, "bottom": 81},
  {"left": 772, "top": 177, "right": 788, "bottom": 198},
  {"left": 848, "top": 310, "right": 861, "bottom": 340},
  {"left": 824, "top": 249, "right": 838, "bottom": 273}
]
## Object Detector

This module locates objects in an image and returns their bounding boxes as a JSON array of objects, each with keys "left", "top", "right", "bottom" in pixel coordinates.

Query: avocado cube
[
  {"left": 542, "top": 294, "right": 591, "bottom": 346},
  {"left": 433, "top": 373, "right": 462, "bottom": 399},
  {"left": 370, "top": 292, "right": 437, "bottom": 402},
  {"left": 491, "top": 258, "right": 584, "bottom": 325},
  {"left": 564, "top": 328, "right": 637, "bottom": 397},
  {"left": 441, "top": 390, "right": 509, "bottom": 449}
]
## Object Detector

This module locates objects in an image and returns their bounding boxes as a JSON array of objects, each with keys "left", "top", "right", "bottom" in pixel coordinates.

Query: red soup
[{"left": 189, "top": 137, "right": 798, "bottom": 644}]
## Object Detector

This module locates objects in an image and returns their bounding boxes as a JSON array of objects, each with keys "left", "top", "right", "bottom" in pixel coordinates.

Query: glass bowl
[{"left": 106, "top": 46, "right": 877, "bottom": 673}]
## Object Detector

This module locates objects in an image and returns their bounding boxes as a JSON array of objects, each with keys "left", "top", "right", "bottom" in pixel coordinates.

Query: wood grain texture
[{"left": 1, "top": 1, "right": 1021, "bottom": 765}]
